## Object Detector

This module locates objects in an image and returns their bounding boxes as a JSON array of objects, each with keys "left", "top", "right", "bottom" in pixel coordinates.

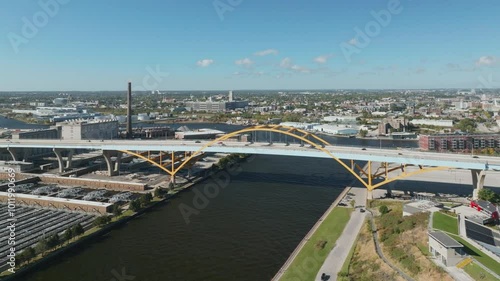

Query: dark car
[
  {"left": 361, "top": 148, "right": 366, "bottom": 151},
  {"left": 360, "top": 209, "right": 365, "bottom": 213},
  {"left": 195, "top": 140, "right": 201, "bottom": 143}
]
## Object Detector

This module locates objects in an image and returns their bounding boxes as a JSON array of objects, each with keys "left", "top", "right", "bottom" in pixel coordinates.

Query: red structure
[{"left": 470, "top": 200, "right": 499, "bottom": 223}]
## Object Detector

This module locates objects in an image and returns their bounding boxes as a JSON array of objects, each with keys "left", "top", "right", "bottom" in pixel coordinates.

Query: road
[
  {"left": 1, "top": 139, "right": 497, "bottom": 170},
  {"left": 315, "top": 187, "right": 367, "bottom": 281}
]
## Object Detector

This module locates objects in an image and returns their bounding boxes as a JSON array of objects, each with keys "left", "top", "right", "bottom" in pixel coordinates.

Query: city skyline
[{"left": 1, "top": 0, "right": 499, "bottom": 91}]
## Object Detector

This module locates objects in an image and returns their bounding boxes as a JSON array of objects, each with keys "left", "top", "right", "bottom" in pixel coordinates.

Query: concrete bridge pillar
[
  {"left": 6, "top": 148, "right": 18, "bottom": 162},
  {"left": 114, "top": 153, "right": 122, "bottom": 174},
  {"left": 367, "top": 189, "right": 373, "bottom": 200},
  {"left": 53, "top": 148, "right": 65, "bottom": 173},
  {"left": 472, "top": 169, "right": 486, "bottom": 200},
  {"left": 65, "top": 149, "right": 74, "bottom": 169},
  {"left": 102, "top": 150, "right": 119, "bottom": 176}
]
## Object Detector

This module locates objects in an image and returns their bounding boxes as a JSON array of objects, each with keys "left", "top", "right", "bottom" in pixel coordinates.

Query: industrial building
[
  {"left": 411, "top": 119, "right": 454, "bottom": 127},
  {"left": 185, "top": 90, "right": 248, "bottom": 112},
  {"left": 312, "top": 124, "right": 359, "bottom": 135},
  {"left": 11, "top": 128, "right": 61, "bottom": 140},
  {"left": 59, "top": 119, "right": 119, "bottom": 140},
  {"left": 322, "top": 115, "right": 359, "bottom": 123},
  {"left": 185, "top": 101, "right": 249, "bottom": 112},
  {"left": 428, "top": 231, "right": 465, "bottom": 266},
  {"left": 175, "top": 129, "right": 225, "bottom": 140},
  {"left": 419, "top": 134, "right": 500, "bottom": 152},
  {"left": 279, "top": 122, "right": 319, "bottom": 130}
]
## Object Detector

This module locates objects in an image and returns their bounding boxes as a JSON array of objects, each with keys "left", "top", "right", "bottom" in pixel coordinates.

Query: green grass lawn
[
  {"left": 280, "top": 207, "right": 352, "bottom": 281},
  {"left": 432, "top": 212, "right": 458, "bottom": 235},
  {"left": 449, "top": 234, "right": 500, "bottom": 276},
  {"left": 463, "top": 262, "right": 499, "bottom": 281}
]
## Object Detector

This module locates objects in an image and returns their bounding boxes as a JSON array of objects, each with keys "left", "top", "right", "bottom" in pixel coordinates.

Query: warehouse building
[{"left": 59, "top": 119, "right": 119, "bottom": 140}]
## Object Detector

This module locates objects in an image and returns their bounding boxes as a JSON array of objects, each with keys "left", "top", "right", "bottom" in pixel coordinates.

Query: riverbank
[{"left": 272, "top": 186, "right": 352, "bottom": 281}]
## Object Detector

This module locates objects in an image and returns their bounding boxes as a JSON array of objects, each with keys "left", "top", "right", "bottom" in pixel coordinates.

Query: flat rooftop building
[
  {"left": 58, "top": 119, "right": 119, "bottom": 140},
  {"left": 428, "top": 231, "right": 465, "bottom": 266}
]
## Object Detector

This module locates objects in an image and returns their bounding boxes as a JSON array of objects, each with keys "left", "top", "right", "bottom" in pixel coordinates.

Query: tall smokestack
[{"left": 127, "top": 82, "right": 132, "bottom": 139}]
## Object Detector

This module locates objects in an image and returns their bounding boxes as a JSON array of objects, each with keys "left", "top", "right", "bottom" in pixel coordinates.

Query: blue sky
[{"left": 1, "top": 0, "right": 499, "bottom": 91}]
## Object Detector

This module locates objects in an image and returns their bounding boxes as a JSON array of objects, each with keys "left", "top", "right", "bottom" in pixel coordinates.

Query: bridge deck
[{"left": 0, "top": 139, "right": 496, "bottom": 170}]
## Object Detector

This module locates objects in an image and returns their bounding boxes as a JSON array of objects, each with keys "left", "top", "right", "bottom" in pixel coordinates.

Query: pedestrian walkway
[{"left": 315, "top": 187, "right": 366, "bottom": 281}]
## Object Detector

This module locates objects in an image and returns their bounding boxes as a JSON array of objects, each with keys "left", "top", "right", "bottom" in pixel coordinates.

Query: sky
[{"left": 0, "top": 0, "right": 499, "bottom": 91}]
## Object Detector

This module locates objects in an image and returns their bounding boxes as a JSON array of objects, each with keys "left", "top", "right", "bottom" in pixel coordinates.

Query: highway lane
[{"left": 0, "top": 139, "right": 497, "bottom": 170}]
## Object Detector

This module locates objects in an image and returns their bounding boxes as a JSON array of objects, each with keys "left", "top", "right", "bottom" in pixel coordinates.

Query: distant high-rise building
[{"left": 228, "top": 90, "right": 234, "bottom": 102}]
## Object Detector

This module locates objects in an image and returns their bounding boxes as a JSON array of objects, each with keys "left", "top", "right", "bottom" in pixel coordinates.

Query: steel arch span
[{"left": 119, "top": 125, "right": 450, "bottom": 190}]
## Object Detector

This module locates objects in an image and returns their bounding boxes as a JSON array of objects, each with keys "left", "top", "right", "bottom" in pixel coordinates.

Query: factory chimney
[{"left": 127, "top": 82, "right": 132, "bottom": 139}]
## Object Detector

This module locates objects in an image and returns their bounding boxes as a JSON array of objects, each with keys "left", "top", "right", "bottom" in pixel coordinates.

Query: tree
[
  {"left": 94, "top": 216, "right": 111, "bottom": 228},
  {"left": 140, "top": 193, "right": 153, "bottom": 207},
  {"left": 478, "top": 188, "right": 500, "bottom": 203},
  {"left": 72, "top": 223, "right": 84, "bottom": 237},
  {"left": 112, "top": 204, "right": 122, "bottom": 216},
  {"left": 379, "top": 205, "right": 389, "bottom": 215},
  {"left": 455, "top": 118, "right": 477, "bottom": 133},
  {"left": 47, "top": 234, "right": 60, "bottom": 249},
  {"left": 359, "top": 130, "right": 368, "bottom": 138},
  {"left": 35, "top": 239, "right": 49, "bottom": 255},
  {"left": 129, "top": 199, "right": 141, "bottom": 212},
  {"left": 154, "top": 188, "right": 167, "bottom": 198},
  {"left": 64, "top": 228, "right": 73, "bottom": 243},
  {"left": 24, "top": 247, "right": 36, "bottom": 262}
]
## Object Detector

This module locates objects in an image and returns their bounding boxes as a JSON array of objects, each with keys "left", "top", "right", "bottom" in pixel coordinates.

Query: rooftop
[
  {"left": 0, "top": 191, "right": 112, "bottom": 208},
  {"left": 429, "top": 231, "right": 463, "bottom": 248}
]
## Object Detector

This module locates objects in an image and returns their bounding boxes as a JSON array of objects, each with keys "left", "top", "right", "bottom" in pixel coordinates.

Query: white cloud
[
  {"left": 314, "top": 54, "right": 333, "bottom": 64},
  {"left": 348, "top": 38, "right": 357, "bottom": 45},
  {"left": 235, "top": 58, "right": 254, "bottom": 67},
  {"left": 476, "top": 56, "right": 497, "bottom": 67},
  {"left": 291, "top": 65, "right": 310, "bottom": 73},
  {"left": 196, "top": 59, "right": 214, "bottom": 67},
  {"left": 279, "top": 57, "right": 310, "bottom": 73},
  {"left": 254, "top": 49, "right": 279, "bottom": 56},
  {"left": 280, "top": 57, "right": 293, "bottom": 68}
]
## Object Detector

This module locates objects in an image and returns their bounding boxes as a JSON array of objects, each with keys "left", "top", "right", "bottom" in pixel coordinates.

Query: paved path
[
  {"left": 315, "top": 187, "right": 366, "bottom": 281},
  {"left": 271, "top": 186, "right": 352, "bottom": 281}
]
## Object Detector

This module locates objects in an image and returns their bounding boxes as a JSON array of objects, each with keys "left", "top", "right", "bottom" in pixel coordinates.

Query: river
[{"left": 21, "top": 155, "right": 351, "bottom": 281}]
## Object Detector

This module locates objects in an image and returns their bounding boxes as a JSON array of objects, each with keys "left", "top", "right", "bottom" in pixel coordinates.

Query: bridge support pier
[
  {"left": 367, "top": 189, "right": 373, "bottom": 200},
  {"left": 7, "top": 148, "right": 18, "bottom": 162},
  {"left": 103, "top": 150, "right": 120, "bottom": 176},
  {"left": 65, "top": 149, "right": 74, "bottom": 169},
  {"left": 53, "top": 148, "right": 66, "bottom": 173},
  {"left": 471, "top": 169, "right": 486, "bottom": 200}
]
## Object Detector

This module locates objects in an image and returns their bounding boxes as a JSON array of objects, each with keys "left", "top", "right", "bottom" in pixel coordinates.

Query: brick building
[{"left": 419, "top": 134, "right": 500, "bottom": 152}]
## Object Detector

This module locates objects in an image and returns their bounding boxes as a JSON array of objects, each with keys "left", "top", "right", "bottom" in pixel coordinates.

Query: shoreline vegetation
[{"left": 0, "top": 153, "right": 250, "bottom": 280}]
